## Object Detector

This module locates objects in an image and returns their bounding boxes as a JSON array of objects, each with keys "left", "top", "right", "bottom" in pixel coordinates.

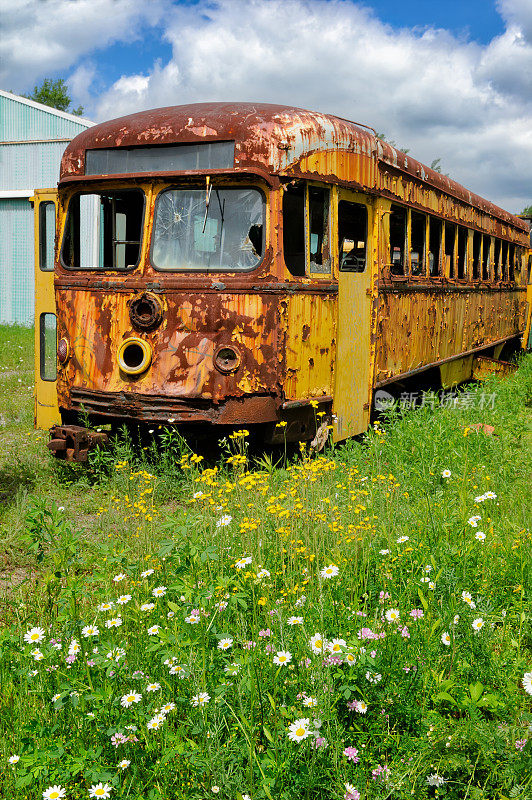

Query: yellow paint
[
  {"left": 32, "top": 188, "right": 60, "bottom": 429},
  {"left": 440, "top": 356, "right": 474, "bottom": 388},
  {"left": 333, "top": 188, "right": 375, "bottom": 440}
]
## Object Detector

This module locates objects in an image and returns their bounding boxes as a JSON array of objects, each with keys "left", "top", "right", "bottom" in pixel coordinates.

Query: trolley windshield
[{"left": 152, "top": 187, "right": 264, "bottom": 271}]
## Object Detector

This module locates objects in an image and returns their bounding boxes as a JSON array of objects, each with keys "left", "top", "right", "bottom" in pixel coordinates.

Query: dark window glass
[
  {"left": 39, "top": 202, "right": 55, "bottom": 271},
  {"left": 390, "top": 205, "right": 407, "bottom": 275},
  {"left": 482, "top": 234, "right": 491, "bottom": 280},
  {"left": 445, "top": 223, "right": 456, "bottom": 278},
  {"left": 85, "top": 142, "right": 235, "bottom": 175},
  {"left": 457, "top": 227, "right": 467, "bottom": 279},
  {"left": 428, "top": 216, "right": 441, "bottom": 276},
  {"left": 40, "top": 313, "right": 57, "bottom": 381},
  {"left": 472, "top": 231, "right": 481, "bottom": 279},
  {"left": 152, "top": 188, "right": 263, "bottom": 272},
  {"left": 338, "top": 201, "right": 367, "bottom": 272},
  {"left": 493, "top": 239, "right": 501, "bottom": 280},
  {"left": 501, "top": 240, "right": 508, "bottom": 279},
  {"left": 308, "top": 187, "right": 331, "bottom": 274},
  {"left": 410, "top": 211, "right": 425, "bottom": 276},
  {"left": 283, "top": 184, "right": 305, "bottom": 276},
  {"left": 62, "top": 190, "right": 143, "bottom": 270},
  {"left": 508, "top": 243, "right": 515, "bottom": 281}
]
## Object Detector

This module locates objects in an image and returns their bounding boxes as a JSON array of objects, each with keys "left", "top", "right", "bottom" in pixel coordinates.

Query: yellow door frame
[
  {"left": 31, "top": 188, "right": 60, "bottom": 429},
  {"left": 333, "top": 187, "right": 374, "bottom": 440}
]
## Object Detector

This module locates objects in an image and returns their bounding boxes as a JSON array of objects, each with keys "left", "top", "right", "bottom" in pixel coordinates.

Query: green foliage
[
  {"left": 24, "top": 78, "right": 83, "bottom": 116},
  {"left": 520, "top": 205, "right": 532, "bottom": 216},
  {"left": 0, "top": 326, "right": 531, "bottom": 799}
]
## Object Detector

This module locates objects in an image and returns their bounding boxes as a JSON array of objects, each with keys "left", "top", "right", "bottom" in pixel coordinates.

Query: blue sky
[{"left": 1, "top": 0, "right": 531, "bottom": 211}]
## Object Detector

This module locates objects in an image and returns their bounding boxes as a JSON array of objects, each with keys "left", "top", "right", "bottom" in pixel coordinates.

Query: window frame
[
  {"left": 60, "top": 187, "right": 146, "bottom": 272},
  {"left": 338, "top": 198, "right": 369, "bottom": 274},
  {"left": 150, "top": 183, "right": 267, "bottom": 274}
]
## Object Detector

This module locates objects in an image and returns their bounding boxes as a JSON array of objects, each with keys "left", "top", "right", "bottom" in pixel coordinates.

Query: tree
[
  {"left": 24, "top": 78, "right": 83, "bottom": 116},
  {"left": 520, "top": 205, "right": 532, "bottom": 216},
  {"left": 376, "top": 132, "right": 409, "bottom": 154}
]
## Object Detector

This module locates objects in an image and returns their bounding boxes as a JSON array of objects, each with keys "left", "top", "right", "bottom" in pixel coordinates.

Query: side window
[
  {"left": 308, "top": 187, "right": 331, "bottom": 274},
  {"left": 39, "top": 202, "right": 56, "bottom": 271},
  {"left": 508, "top": 243, "right": 515, "bottom": 281},
  {"left": 40, "top": 313, "right": 57, "bottom": 381},
  {"left": 501, "top": 240, "right": 508, "bottom": 280},
  {"left": 493, "top": 239, "right": 501, "bottom": 281},
  {"left": 428, "top": 216, "right": 441, "bottom": 276},
  {"left": 444, "top": 223, "right": 456, "bottom": 278},
  {"left": 482, "top": 234, "right": 491, "bottom": 280},
  {"left": 410, "top": 211, "right": 425, "bottom": 276},
  {"left": 62, "top": 190, "right": 143, "bottom": 270},
  {"left": 282, "top": 185, "right": 305, "bottom": 277},
  {"left": 457, "top": 226, "right": 467, "bottom": 279},
  {"left": 338, "top": 200, "right": 367, "bottom": 272},
  {"left": 390, "top": 205, "right": 407, "bottom": 275},
  {"left": 472, "top": 231, "right": 481, "bottom": 280}
]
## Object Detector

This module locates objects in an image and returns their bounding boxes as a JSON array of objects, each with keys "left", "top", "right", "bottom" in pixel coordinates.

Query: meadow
[{"left": 0, "top": 323, "right": 531, "bottom": 800}]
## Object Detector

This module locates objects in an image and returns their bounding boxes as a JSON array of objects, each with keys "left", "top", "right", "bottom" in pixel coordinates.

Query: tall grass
[{"left": 0, "top": 326, "right": 531, "bottom": 799}]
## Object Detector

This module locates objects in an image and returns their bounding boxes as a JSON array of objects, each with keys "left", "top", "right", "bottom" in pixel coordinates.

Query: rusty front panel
[
  {"left": 471, "top": 355, "right": 517, "bottom": 381},
  {"left": 374, "top": 288, "right": 526, "bottom": 384},
  {"left": 281, "top": 292, "right": 337, "bottom": 400},
  {"left": 56, "top": 289, "right": 279, "bottom": 414},
  {"left": 290, "top": 150, "right": 376, "bottom": 191}
]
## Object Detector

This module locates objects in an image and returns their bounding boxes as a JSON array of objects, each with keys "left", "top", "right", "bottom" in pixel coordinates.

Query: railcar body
[{"left": 33, "top": 103, "right": 531, "bottom": 459}]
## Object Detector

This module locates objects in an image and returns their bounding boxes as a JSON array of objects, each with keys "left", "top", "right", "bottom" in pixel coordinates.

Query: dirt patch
[{"left": 0, "top": 567, "right": 33, "bottom": 591}]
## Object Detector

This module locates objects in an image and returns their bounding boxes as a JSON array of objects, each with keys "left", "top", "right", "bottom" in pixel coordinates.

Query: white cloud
[
  {"left": 3, "top": 0, "right": 531, "bottom": 211},
  {"left": 0, "top": 0, "right": 167, "bottom": 91}
]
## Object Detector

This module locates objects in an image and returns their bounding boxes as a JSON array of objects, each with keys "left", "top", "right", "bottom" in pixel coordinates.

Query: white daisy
[
  {"left": 309, "top": 633, "right": 325, "bottom": 654},
  {"left": 8, "top": 755, "right": 20, "bottom": 764},
  {"left": 273, "top": 650, "right": 292, "bottom": 666},
  {"left": 441, "top": 631, "right": 451, "bottom": 646},
  {"left": 468, "top": 515, "right": 481, "bottom": 527},
  {"left": 116, "top": 595, "right": 132, "bottom": 605},
  {"left": 24, "top": 627, "right": 45, "bottom": 644},
  {"left": 97, "top": 601, "right": 114, "bottom": 612},
  {"left": 120, "top": 691, "right": 142, "bottom": 708},
  {"left": 105, "top": 618, "right": 123, "bottom": 629},
  {"left": 522, "top": 672, "right": 532, "bottom": 696},
  {"left": 147, "top": 625, "right": 161, "bottom": 636},
  {"left": 89, "top": 782, "right": 113, "bottom": 797},
  {"left": 82, "top": 625, "right": 99, "bottom": 638},
  {"left": 287, "top": 717, "right": 312, "bottom": 742},
  {"left": 472, "top": 618, "right": 484, "bottom": 632},
  {"left": 140, "top": 569, "right": 154, "bottom": 578},
  {"left": 235, "top": 556, "right": 252, "bottom": 569},
  {"left": 118, "top": 759, "right": 130, "bottom": 769},
  {"left": 385, "top": 608, "right": 400, "bottom": 623},
  {"left": 152, "top": 586, "right": 167, "bottom": 598},
  {"left": 287, "top": 616, "right": 304, "bottom": 625},
  {"left": 191, "top": 692, "right": 211, "bottom": 707},
  {"left": 216, "top": 515, "right": 233, "bottom": 528},
  {"left": 441, "top": 469, "right": 451, "bottom": 478},
  {"left": 320, "top": 564, "right": 339, "bottom": 579},
  {"left": 218, "top": 638, "right": 233, "bottom": 650},
  {"left": 256, "top": 568, "right": 270, "bottom": 579},
  {"left": 396, "top": 536, "right": 409, "bottom": 543},
  {"left": 42, "top": 786, "right": 66, "bottom": 800},
  {"left": 113, "top": 573, "right": 126, "bottom": 583},
  {"left": 140, "top": 603, "right": 155, "bottom": 612},
  {"left": 146, "top": 683, "right": 161, "bottom": 692},
  {"left": 328, "top": 638, "right": 347, "bottom": 654},
  {"left": 475, "top": 531, "right": 486, "bottom": 541}
]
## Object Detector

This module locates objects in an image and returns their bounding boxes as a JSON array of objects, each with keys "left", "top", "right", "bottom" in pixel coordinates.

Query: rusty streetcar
[{"left": 32, "top": 103, "right": 531, "bottom": 461}]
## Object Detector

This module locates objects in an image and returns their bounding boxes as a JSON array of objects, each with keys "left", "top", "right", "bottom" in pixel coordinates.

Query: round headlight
[
  {"left": 57, "top": 337, "right": 70, "bottom": 364},
  {"left": 118, "top": 337, "right": 152, "bottom": 375},
  {"left": 214, "top": 345, "right": 241, "bottom": 374},
  {"left": 129, "top": 293, "right": 163, "bottom": 331}
]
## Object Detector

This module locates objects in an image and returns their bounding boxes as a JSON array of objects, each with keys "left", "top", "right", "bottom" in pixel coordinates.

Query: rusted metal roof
[{"left": 59, "top": 101, "right": 528, "bottom": 233}]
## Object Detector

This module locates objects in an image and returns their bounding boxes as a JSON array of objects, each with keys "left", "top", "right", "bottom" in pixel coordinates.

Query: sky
[{"left": 1, "top": 0, "right": 531, "bottom": 212}]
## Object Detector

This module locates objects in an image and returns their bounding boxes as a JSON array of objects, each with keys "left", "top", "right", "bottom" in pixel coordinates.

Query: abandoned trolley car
[{"left": 32, "top": 103, "right": 531, "bottom": 460}]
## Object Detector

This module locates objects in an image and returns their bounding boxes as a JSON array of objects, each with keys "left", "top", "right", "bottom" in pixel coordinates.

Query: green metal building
[{"left": 0, "top": 90, "right": 93, "bottom": 324}]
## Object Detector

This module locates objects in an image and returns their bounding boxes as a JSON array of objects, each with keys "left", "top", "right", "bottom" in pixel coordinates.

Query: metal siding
[
  {"left": 0, "top": 94, "right": 90, "bottom": 142},
  {"left": 0, "top": 141, "right": 69, "bottom": 190},
  {"left": 0, "top": 198, "right": 34, "bottom": 324}
]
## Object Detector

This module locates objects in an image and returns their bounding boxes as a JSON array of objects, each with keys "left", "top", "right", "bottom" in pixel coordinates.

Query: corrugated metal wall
[
  {"left": 0, "top": 198, "right": 34, "bottom": 324},
  {"left": 0, "top": 92, "right": 93, "bottom": 324}
]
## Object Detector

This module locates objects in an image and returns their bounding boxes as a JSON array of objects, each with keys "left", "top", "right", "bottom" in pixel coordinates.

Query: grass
[{"left": 0, "top": 322, "right": 531, "bottom": 800}]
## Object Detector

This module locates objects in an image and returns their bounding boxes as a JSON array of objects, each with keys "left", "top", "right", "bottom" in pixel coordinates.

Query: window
[
  {"left": 472, "top": 231, "right": 481, "bottom": 279},
  {"left": 85, "top": 141, "right": 235, "bottom": 175},
  {"left": 40, "top": 313, "right": 57, "bottom": 381},
  {"left": 508, "top": 243, "right": 515, "bottom": 281},
  {"left": 493, "top": 239, "right": 501, "bottom": 281},
  {"left": 501, "top": 240, "right": 508, "bottom": 280},
  {"left": 410, "top": 211, "right": 425, "bottom": 276},
  {"left": 282, "top": 183, "right": 331, "bottom": 277},
  {"left": 308, "top": 187, "right": 331, "bottom": 274},
  {"left": 457, "top": 226, "right": 467, "bottom": 279},
  {"left": 390, "top": 205, "right": 407, "bottom": 275},
  {"left": 283, "top": 184, "right": 305, "bottom": 276},
  {"left": 62, "top": 190, "right": 144, "bottom": 270},
  {"left": 444, "top": 223, "right": 456, "bottom": 278},
  {"left": 482, "top": 235, "right": 491, "bottom": 280},
  {"left": 39, "top": 202, "right": 55, "bottom": 271},
  {"left": 428, "top": 216, "right": 441, "bottom": 276},
  {"left": 152, "top": 187, "right": 263, "bottom": 272},
  {"left": 338, "top": 200, "right": 367, "bottom": 272}
]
